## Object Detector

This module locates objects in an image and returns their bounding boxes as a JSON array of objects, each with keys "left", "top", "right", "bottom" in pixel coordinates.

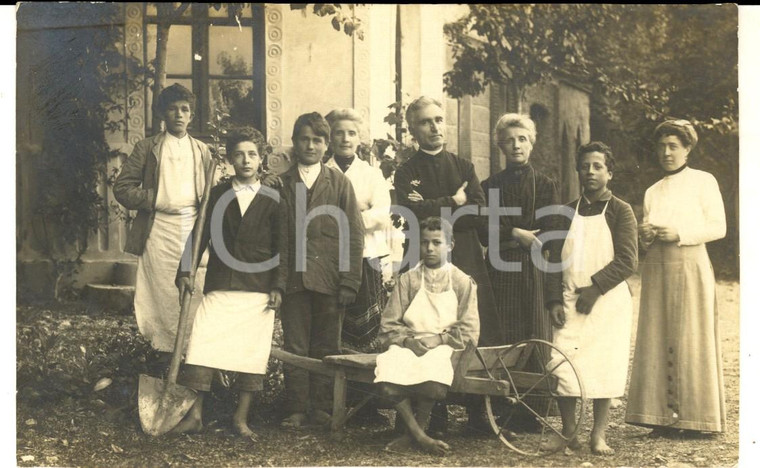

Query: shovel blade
[{"left": 138, "top": 374, "right": 197, "bottom": 436}]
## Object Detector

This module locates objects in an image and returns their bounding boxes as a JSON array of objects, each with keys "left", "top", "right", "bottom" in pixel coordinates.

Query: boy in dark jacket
[
  {"left": 278, "top": 112, "right": 364, "bottom": 427},
  {"left": 173, "top": 127, "right": 287, "bottom": 437}
]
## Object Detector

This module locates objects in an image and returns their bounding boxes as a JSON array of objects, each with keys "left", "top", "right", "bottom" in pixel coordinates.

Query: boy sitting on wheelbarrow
[
  {"left": 173, "top": 126, "right": 288, "bottom": 437},
  {"left": 374, "top": 217, "right": 480, "bottom": 455}
]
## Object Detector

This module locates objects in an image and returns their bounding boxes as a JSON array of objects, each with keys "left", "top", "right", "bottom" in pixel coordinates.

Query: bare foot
[
  {"left": 172, "top": 414, "right": 203, "bottom": 434},
  {"left": 281, "top": 412, "right": 307, "bottom": 428},
  {"left": 384, "top": 435, "right": 414, "bottom": 453},
  {"left": 233, "top": 418, "right": 255, "bottom": 438},
  {"left": 540, "top": 433, "right": 581, "bottom": 452},
  {"left": 417, "top": 435, "right": 450, "bottom": 456},
  {"left": 590, "top": 432, "right": 615, "bottom": 455}
]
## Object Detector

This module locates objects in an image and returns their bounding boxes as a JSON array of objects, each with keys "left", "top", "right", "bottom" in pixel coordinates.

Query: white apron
[
  {"left": 185, "top": 291, "right": 275, "bottom": 374},
  {"left": 549, "top": 199, "right": 633, "bottom": 398},
  {"left": 374, "top": 265, "right": 459, "bottom": 386},
  {"left": 134, "top": 208, "right": 207, "bottom": 352}
]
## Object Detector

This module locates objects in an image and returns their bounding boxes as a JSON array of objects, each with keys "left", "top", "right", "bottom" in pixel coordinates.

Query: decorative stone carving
[{"left": 265, "top": 4, "right": 283, "bottom": 150}]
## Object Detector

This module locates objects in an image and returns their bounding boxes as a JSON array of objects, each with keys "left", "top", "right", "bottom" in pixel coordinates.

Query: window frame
[{"left": 143, "top": 3, "right": 266, "bottom": 139}]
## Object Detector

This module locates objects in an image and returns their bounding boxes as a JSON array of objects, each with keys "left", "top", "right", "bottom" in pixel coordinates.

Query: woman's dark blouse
[
  {"left": 479, "top": 163, "right": 563, "bottom": 305},
  {"left": 553, "top": 191, "right": 639, "bottom": 297}
]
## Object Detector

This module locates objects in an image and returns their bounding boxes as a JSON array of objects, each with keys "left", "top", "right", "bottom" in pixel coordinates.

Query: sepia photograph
[{"left": 13, "top": 3, "right": 751, "bottom": 466}]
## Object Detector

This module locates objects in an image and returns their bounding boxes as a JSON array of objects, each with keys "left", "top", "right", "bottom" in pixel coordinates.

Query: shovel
[{"left": 138, "top": 158, "right": 218, "bottom": 436}]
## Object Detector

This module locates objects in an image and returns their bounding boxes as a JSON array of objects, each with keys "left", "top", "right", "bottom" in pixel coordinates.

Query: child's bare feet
[
  {"left": 540, "top": 432, "right": 581, "bottom": 452},
  {"left": 417, "top": 435, "right": 450, "bottom": 456},
  {"left": 232, "top": 416, "right": 255, "bottom": 438},
  {"left": 384, "top": 435, "right": 414, "bottom": 453},
  {"left": 172, "top": 413, "right": 203, "bottom": 434},
  {"left": 590, "top": 431, "right": 614, "bottom": 455}
]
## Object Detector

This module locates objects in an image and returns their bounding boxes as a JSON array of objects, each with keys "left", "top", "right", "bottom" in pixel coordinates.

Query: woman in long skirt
[
  {"left": 324, "top": 108, "right": 391, "bottom": 352},
  {"left": 625, "top": 120, "right": 727, "bottom": 436}
]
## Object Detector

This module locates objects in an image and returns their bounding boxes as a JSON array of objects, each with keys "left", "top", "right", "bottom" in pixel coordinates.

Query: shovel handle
[{"left": 166, "top": 159, "right": 219, "bottom": 385}]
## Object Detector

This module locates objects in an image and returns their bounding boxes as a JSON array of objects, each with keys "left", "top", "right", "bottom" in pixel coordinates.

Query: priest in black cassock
[{"left": 393, "top": 96, "right": 500, "bottom": 434}]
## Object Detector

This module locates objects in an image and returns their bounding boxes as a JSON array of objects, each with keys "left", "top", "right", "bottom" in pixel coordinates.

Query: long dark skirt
[
  {"left": 342, "top": 257, "right": 386, "bottom": 353},
  {"left": 486, "top": 247, "right": 554, "bottom": 423}
]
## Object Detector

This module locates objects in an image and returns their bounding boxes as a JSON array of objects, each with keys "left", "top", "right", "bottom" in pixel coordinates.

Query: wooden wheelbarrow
[{"left": 271, "top": 339, "right": 585, "bottom": 455}]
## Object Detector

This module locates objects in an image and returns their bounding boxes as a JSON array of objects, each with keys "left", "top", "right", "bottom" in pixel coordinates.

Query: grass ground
[{"left": 15, "top": 275, "right": 740, "bottom": 467}]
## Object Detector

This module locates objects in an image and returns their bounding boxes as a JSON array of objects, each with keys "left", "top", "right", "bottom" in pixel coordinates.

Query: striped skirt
[
  {"left": 486, "top": 248, "right": 553, "bottom": 345},
  {"left": 342, "top": 257, "right": 387, "bottom": 352}
]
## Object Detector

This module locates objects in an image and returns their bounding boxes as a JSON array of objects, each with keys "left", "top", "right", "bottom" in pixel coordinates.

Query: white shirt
[
  {"left": 297, "top": 162, "right": 321, "bottom": 189},
  {"left": 232, "top": 179, "right": 261, "bottom": 216},
  {"left": 155, "top": 132, "right": 197, "bottom": 213},
  {"left": 325, "top": 156, "right": 391, "bottom": 258},
  {"left": 644, "top": 167, "right": 726, "bottom": 246}
]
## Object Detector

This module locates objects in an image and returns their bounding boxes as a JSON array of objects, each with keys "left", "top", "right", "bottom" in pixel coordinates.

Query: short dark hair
[
  {"left": 405, "top": 96, "right": 443, "bottom": 128},
  {"left": 154, "top": 83, "right": 196, "bottom": 116},
  {"left": 291, "top": 112, "right": 330, "bottom": 143},
  {"left": 653, "top": 119, "right": 698, "bottom": 149},
  {"left": 420, "top": 216, "right": 454, "bottom": 244},
  {"left": 576, "top": 141, "right": 615, "bottom": 173},
  {"left": 225, "top": 126, "right": 266, "bottom": 159}
]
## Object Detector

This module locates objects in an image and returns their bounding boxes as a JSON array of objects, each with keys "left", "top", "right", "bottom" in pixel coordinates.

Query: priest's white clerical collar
[{"left": 420, "top": 147, "right": 444, "bottom": 156}]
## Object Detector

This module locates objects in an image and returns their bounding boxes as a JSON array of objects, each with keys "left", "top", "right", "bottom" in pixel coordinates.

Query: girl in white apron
[
  {"left": 374, "top": 217, "right": 480, "bottom": 455},
  {"left": 545, "top": 143, "right": 638, "bottom": 455}
]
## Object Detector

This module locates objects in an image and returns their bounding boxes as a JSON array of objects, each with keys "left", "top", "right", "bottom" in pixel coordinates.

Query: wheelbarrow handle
[{"left": 166, "top": 159, "right": 219, "bottom": 385}]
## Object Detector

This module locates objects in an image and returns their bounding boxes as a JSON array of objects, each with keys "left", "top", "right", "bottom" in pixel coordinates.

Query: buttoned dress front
[{"left": 625, "top": 167, "right": 727, "bottom": 432}]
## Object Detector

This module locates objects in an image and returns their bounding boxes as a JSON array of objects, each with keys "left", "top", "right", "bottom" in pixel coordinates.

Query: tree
[
  {"left": 444, "top": 4, "right": 739, "bottom": 277},
  {"left": 444, "top": 4, "right": 737, "bottom": 137},
  {"left": 444, "top": 5, "right": 614, "bottom": 110}
]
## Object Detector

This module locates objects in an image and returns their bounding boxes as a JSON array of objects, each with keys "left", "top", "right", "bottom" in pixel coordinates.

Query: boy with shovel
[{"left": 173, "top": 126, "right": 288, "bottom": 436}]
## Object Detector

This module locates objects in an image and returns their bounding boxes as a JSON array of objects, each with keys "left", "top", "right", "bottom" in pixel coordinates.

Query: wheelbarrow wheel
[{"left": 484, "top": 339, "right": 585, "bottom": 456}]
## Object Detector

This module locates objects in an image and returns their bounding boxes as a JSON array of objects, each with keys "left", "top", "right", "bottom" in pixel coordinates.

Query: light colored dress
[
  {"left": 549, "top": 199, "right": 633, "bottom": 398},
  {"left": 625, "top": 167, "right": 727, "bottom": 432},
  {"left": 134, "top": 133, "right": 206, "bottom": 352}
]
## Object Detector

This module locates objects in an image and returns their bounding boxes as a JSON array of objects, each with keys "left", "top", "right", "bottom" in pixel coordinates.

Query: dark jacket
[
  {"left": 279, "top": 163, "right": 364, "bottom": 296},
  {"left": 176, "top": 180, "right": 288, "bottom": 294},
  {"left": 113, "top": 132, "right": 214, "bottom": 255}
]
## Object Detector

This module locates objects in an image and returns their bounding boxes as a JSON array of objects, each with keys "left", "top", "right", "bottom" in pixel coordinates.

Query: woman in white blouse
[
  {"left": 325, "top": 109, "right": 392, "bottom": 351},
  {"left": 625, "top": 120, "right": 727, "bottom": 436}
]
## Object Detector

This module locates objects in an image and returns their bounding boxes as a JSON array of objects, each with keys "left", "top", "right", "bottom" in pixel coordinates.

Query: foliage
[
  {"left": 444, "top": 4, "right": 739, "bottom": 278},
  {"left": 444, "top": 5, "right": 738, "bottom": 134},
  {"left": 290, "top": 4, "right": 364, "bottom": 39},
  {"left": 444, "top": 5, "right": 605, "bottom": 99},
  {"left": 19, "top": 3, "right": 148, "bottom": 298},
  {"left": 17, "top": 306, "right": 158, "bottom": 406},
  {"left": 16, "top": 303, "right": 286, "bottom": 417}
]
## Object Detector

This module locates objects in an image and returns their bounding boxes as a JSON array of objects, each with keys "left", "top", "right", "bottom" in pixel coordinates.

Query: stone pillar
[
  {"left": 265, "top": 4, "right": 284, "bottom": 148},
  {"left": 352, "top": 5, "right": 372, "bottom": 149}
]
